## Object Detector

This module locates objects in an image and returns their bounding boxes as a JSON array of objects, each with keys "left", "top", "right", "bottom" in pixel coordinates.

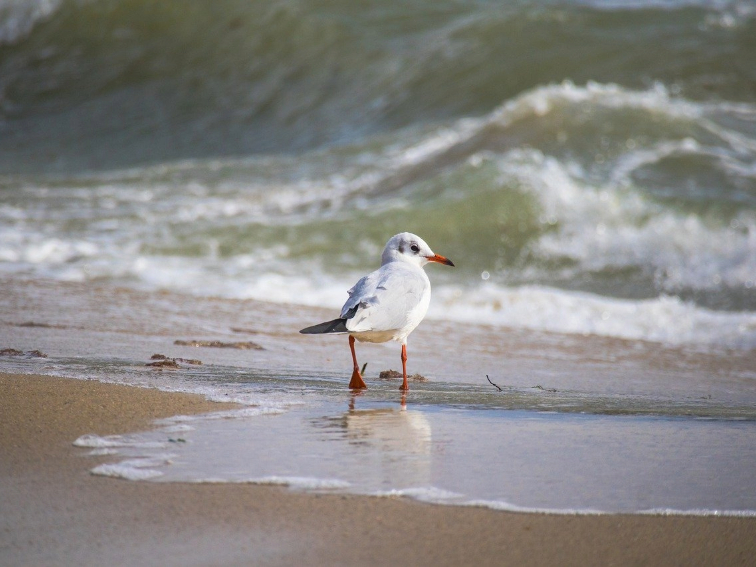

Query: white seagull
[{"left": 300, "top": 232, "right": 454, "bottom": 391}]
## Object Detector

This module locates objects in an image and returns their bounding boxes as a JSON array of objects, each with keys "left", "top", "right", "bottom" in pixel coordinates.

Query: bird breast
[{"left": 345, "top": 262, "right": 431, "bottom": 343}]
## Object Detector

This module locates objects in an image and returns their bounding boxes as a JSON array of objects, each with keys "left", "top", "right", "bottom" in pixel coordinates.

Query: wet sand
[{"left": 1, "top": 372, "right": 755, "bottom": 567}]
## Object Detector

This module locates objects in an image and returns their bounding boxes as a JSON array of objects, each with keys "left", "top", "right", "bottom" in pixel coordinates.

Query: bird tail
[{"left": 299, "top": 318, "right": 349, "bottom": 334}]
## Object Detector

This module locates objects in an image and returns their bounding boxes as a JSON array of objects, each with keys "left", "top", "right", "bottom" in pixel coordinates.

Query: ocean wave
[
  {"left": 486, "top": 146, "right": 756, "bottom": 296},
  {"left": 1, "top": 80, "right": 755, "bottom": 348},
  {"left": 0, "top": 0, "right": 61, "bottom": 45},
  {"left": 1, "top": 0, "right": 754, "bottom": 172}
]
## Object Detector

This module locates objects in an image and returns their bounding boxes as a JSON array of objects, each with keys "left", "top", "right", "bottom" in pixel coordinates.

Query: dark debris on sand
[
  {"left": 14, "top": 321, "right": 69, "bottom": 329},
  {"left": 378, "top": 369, "right": 428, "bottom": 382},
  {"left": 146, "top": 353, "right": 202, "bottom": 370},
  {"left": 174, "top": 340, "right": 264, "bottom": 350},
  {"left": 1, "top": 348, "right": 48, "bottom": 358}
]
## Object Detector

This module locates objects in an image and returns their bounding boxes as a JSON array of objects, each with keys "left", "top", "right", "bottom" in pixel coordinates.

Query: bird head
[{"left": 380, "top": 232, "right": 455, "bottom": 268}]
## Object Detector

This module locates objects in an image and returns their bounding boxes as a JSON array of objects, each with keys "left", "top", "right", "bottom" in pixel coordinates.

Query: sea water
[{"left": 75, "top": 400, "right": 756, "bottom": 515}]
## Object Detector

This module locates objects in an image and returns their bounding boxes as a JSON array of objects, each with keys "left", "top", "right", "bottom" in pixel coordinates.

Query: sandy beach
[{"left": 0, "top": 371, "right": 754, "bottom": 567}]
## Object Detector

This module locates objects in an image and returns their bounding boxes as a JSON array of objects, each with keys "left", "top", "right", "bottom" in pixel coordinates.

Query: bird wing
[{"left": 340, "top": 263, "right": 429, "bottom": 333}]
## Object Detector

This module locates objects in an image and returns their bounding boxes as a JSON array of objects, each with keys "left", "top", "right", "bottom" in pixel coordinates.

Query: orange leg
[
  {"left": 400, "top": 343, "right": 409, "bottom": 391},
  {"left": 348, "top": 335, "right": 367, "bottom": 389}
]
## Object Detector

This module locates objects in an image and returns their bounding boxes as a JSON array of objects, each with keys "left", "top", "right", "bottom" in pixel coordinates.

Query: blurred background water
[{"left": 1, "top": 0, "right": 755, "bottom": 349}]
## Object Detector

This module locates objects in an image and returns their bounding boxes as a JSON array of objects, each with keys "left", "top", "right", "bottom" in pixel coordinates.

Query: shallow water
[
  {"left": 3, "top": 278, "right": 755, "bottom": 515},
  {"left": 75, "top": 398, "right": 756, "bottom": 515}
]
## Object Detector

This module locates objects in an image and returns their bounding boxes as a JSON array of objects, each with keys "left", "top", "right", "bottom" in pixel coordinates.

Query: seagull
[{"left": 300, "top": 232, "right": 454, "bottom": 391}]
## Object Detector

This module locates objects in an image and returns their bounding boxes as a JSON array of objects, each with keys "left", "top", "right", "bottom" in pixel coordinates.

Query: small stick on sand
[{"left": 486, "top": 374, "right": 502, "bottom": 392}]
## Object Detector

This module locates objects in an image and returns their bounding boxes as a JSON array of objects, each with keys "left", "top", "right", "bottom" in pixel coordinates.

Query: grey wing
[
  {"left": 340, "top": 271, "right": 379, "bottom": 319},
  {"left": 343, "top": 265, "right": 428, "bottom": 333}
]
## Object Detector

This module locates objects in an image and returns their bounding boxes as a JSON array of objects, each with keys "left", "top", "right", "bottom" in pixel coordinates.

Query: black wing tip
[{"left": 300, "top": 318, "right": 349, "bottom": 334}]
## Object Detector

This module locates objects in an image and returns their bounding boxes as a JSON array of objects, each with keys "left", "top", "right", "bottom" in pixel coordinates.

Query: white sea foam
[
  {"left": 433, "top": 283, "right": 756, "bottom": 349},
  {"left": 86, "top": 448, "right": 120, "bottom": 456},
  {"left": 159, "top": 424, "right": 196, "bottom": 434},
  {"left": 73, "top": 434, "right": 167, "bottom": 449},
  {"left": 464, "top": 499, "right": 605, "bottom": 515},
  {"left": 90, "top": 462, "right": 164, "bottom": 481},
  {"left": 90, "top": 454, "right": 177, "bottom": 481},
  {"left": 639, "top": 507, "right": 756, "bottom": 517},
  {"left": 462, "top": 500, "right": 756, "bottom": 517},
  {"left": 367, "top": 489, "right": 756, "bottom": 517},
  {"left": 191, "top": 476, "right": 351, "bottom": 490},
  {"left": 0, "top": 0, "right": 61, "bottom": 45},
  {"left": 153, "top": 406, "right": 289, "bottom": 427},
  {"left": 151, "top": 383, "right": 308, "bottom": 411},
  {"left": 0, "top": 232, "right": 100, "bottom": 266},
  {"left": 490, "top": 80, "right": 699, "bottom": 126},
  {"left": 248, "top": 476, "right": 351, "bottom": 490},
  {"left": 372, "top": 486, "right": 464, "bottom": 502}
]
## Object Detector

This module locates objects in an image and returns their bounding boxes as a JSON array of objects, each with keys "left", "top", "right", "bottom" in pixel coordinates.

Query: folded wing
[{"left": 341, "top": 263, "right": 429, "bottom": 333}]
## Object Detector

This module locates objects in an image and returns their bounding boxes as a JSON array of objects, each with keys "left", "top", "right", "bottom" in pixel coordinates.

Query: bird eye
[{"left": 410, "top": 244, "right": 420, "bottom": 253}]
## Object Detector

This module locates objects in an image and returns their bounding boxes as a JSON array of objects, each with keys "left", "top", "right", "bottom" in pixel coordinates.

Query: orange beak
[{"left": 426, "top": 254, "right": 455, "bottom": 267}]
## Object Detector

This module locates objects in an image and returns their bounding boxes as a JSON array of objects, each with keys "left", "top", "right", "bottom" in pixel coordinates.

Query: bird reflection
[{"left": 313, "top": 395, "right": 432, "bottom": 489}]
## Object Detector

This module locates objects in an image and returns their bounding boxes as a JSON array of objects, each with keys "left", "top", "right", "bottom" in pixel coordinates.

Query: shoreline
[
  {"left": 1, "top": 372, "right": 755, "bottom": 566},
  {"left": 4, "top": 275, "right": 755, "bottom": 407}
]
